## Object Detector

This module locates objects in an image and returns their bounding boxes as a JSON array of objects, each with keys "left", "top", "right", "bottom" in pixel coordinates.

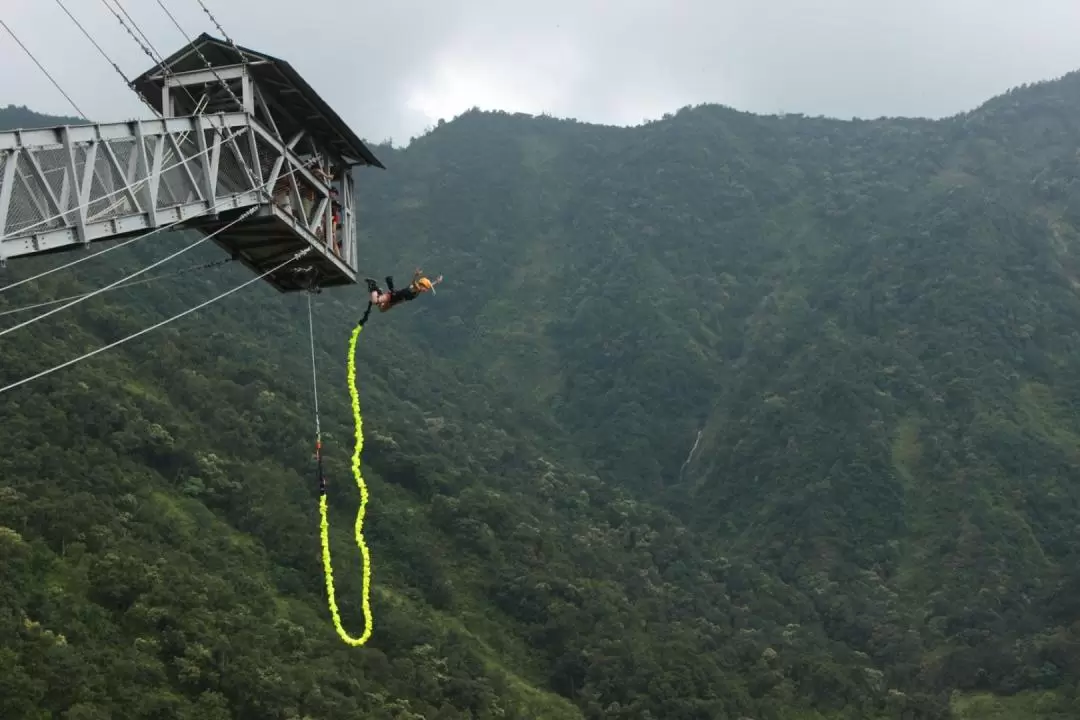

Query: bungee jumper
[{"left": 358, "top": 268, "right": 443, "bottom": 325}]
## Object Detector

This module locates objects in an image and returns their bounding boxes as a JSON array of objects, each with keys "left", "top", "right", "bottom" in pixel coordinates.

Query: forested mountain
[{"left": 4, "top": 71, "right": 1080, "bottom": 719}]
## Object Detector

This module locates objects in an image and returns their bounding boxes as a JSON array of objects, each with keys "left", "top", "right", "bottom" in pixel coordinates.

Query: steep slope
[
  {"left": 677, "top": 78, "right": 1080, "bottom": 699},
  {"left": 0, "top": 108, "right": 929, "bottom": 719},
  {"left": 353, "top": 78, "right": 1080, "bottom": 711},
  {"left": 0, "top": 107, "right": 589, "bottom": 720},
  {"left": 4, "top": 70, "right": 1080, "bottom": 720}
]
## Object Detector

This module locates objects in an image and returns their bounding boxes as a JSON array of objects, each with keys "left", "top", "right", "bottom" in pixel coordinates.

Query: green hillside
[{"left": 3, "top": 72, "right": 1080, "bottom": 718}]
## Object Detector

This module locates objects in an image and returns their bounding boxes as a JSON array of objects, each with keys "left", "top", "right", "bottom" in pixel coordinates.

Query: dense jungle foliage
[{"left": 4, "top": 70, "right": 1080, "bottom": 719}]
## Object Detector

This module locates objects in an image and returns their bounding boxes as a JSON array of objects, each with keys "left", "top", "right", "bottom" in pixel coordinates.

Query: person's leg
[{"left": 365, "top": 278, "right": 381, "bottom": 304}]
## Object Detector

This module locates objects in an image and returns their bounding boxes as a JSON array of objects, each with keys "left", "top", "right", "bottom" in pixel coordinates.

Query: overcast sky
[{"left": 4, "top": 0, "right": 1080, "bottom": 145}]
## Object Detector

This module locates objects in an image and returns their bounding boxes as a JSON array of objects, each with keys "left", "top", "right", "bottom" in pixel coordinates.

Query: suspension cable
[
  {"left": 1, "top": 214, "right": 191, "bottom": 296},
  {"left": 52, "top": 0, "right": 158, "bottom": 116},
  {"left": 192, "top": 0, "right": 252, "bottom": 107},
  {"left": 0, "top": 247, "right": 311, "bottom": 397},
  {"left": 0, "top": 19, "right": 86, "bottom": 119},
  {"left": 155, "top": 0, "right": 246, "bottom": 114},
  {"left": 0, "top": 206, "right": 256, "bottom": 339},
  {"left": 0, "top": 258, "right": 232, "bottom": 318},
  {"left": 97, "top": 0, "right": 203, "bottom": 114},
  {"left": 98, "top": 0, "right": 162, "bottom": 68},
  {"left": 193, "top": 0, "right": 250, "bottom": 81},
  {"left": 112, "top": 0, "right": 169, "bottom": 64},
  {"left": 194, "top": 0, "right": 234, "bottom": 44}
]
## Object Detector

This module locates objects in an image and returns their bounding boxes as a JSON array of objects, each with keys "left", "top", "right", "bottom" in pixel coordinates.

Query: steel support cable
[
  {"left": 0, "top": 205, "right": 257, "bottom": 339},
  {"left": 2, "top": 213, "right": 204, "bottom": 296},
  {"left": 51, "top": 0, "right": 159, "bottom": 116},
  {"left": 192, "top": 0, "right": 256, "bottom": 165},
  {"left": 192, "top": 0, "right": 248, "bottom": 82},
  {"left": 112, "top": 0, "right": 168, "bottom": 65},
  {"left": 110, "top": 0, "right": 205, "bottom": 115},
  {"left": 0, "top": 247, "right": 311, "bottom": 396},
  {"left": 99, "top": 0, "right": 158, "bottom": 65},
  {"left": 191, "top": 0, "right": 252, "bottom": 116},
  {"left": 2, "top": 212, "right": 199, "bottom": 296},
  {"left": 96, "top": 0, "right": 204, "bottom": 119},
  {"left": 194, "top": 0, "right": 234, "bottom": 44},
  {"left": 102, "top": 0, "right": 206, "bottom": 117},
  {"left": 0, "top": 19, "right": 86, "bottom": 119},
  {"left": 0, "top": 258, "right": 231, "bottom": 318},
  {"left": 155, "top": 0, "right": 247, "bottom": 121}
]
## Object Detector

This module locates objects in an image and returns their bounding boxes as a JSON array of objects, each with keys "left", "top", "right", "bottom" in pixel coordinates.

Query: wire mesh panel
[
  {"left": 0, "top": 114, "right": 261, "bottom": 257},
  {"left": 4, "top": 148, "right": 68, "bottom": 237}
]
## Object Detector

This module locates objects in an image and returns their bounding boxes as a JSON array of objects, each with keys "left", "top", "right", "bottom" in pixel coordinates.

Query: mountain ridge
[{"left": 4, "top": 69, "right": 1080, "bottom": 719}]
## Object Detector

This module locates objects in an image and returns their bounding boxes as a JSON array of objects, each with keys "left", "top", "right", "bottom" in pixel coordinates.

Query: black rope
[{"left": 357, "top": 302, "right": 372, "bottom": 327}]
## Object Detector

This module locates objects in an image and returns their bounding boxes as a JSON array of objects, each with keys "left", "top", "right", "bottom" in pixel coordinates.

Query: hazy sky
[{"left": 4, "top": 0, "right": 1080, "bottom": 145}]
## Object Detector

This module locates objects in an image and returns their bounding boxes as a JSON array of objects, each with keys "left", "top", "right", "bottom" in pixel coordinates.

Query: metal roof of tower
[{"left": 131, "top": 32, "right": 385, "bottom": 169}]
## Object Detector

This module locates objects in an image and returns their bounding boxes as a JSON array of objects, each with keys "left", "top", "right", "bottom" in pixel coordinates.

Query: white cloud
[{"left": 3, "top": 0, "right": 1080, "bottom": 144}]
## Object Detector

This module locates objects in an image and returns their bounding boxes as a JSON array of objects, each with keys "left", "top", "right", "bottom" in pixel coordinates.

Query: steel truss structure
[{"left": 0, "top": 33, "right": 382, "bottom": 293}]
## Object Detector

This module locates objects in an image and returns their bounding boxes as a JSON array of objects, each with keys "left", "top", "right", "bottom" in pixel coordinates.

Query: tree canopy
[{"left": 4, "top": 74, "right": 1080, "bottom": 718}]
